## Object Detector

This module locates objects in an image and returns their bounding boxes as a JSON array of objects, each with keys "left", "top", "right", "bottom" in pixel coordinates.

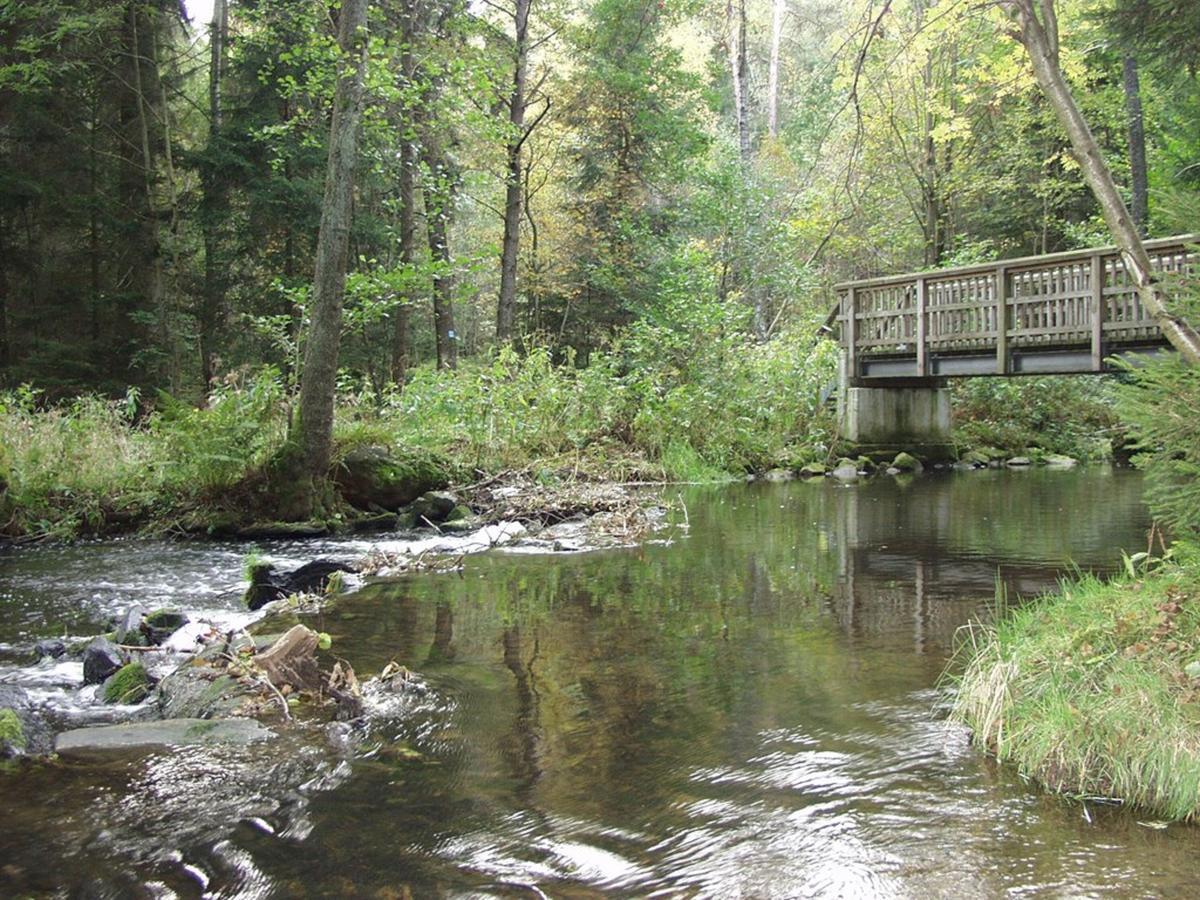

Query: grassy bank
[
  {"left": 0, "top": 330, "right": 840, "bottom": 539},
  {"left": 948, "top": 549, "right": 1200, "bottom": 821}
]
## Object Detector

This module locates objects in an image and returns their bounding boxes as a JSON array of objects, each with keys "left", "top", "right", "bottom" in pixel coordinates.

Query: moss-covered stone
[
  {"left": 102, "top": 663, "right": 150, "bottom": 704},
  {"left": 798, "top": 462, "right": 826, "bottom": 477},
  {"left": 335, "top": 445, "right": 452, "bottom": 511},
  {"left": 890, "top": 452, "right": 923, "bottom": 473},
  {"left": 0, "top": 708, "right": 25, "bottom": 755}
]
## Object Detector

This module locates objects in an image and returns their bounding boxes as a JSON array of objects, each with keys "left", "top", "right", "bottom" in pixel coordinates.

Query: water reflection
[{"left": 5, "top": 468, "right": 1199, "bottom": 898}]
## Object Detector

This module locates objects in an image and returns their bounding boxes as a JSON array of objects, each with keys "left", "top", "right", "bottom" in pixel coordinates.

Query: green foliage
[
  {"left": 102, "top": 663, "right": 150, "bottom": 705},
  {"left": 1115, "top": 355, "right": 1200, "bottom": 536},
  {"left": 951, "top": 376, "right": 1120, "bottom": 460}
]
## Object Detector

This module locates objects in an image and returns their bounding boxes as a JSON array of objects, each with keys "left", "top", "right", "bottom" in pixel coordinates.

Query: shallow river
[{"left": 2, "top": 468, "right": 1199, "bottom": 898}]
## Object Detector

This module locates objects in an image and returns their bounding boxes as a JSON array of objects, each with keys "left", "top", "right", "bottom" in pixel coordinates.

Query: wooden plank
[
  {"left": 916, "top": 276, "right": 928, "bottom": 376},
  {"left": 1090, "top": 252, "right": 1104, "bottom": 371},
  {"left": 996, "top": 265, "right": 1008, "bottom": 374},
  {"left": 846, "top": 287, "right": 857, "bottom": 378}
]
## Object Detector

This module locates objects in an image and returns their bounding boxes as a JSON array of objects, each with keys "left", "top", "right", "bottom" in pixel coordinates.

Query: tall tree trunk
[
  {"left": 200, "top": 0, "right": 227, "bottom": 393},
  {"left": 1123, "top": 53, "right": 1149, "bottom": 236},
  {"left": 422, "top": 142, "right": 459, "bottom": 369},
  {"left": 496, "top": 0, "right": 532, "bottom": 346},
  {"left": 767, "top": 0, "right": 784, "bottom": 139},
  {"left": 727, "top": 0, "right": 751, "bottom": 161},
  {"left": 1002, "top": 0, "right": 1200, "bottom": 364},
  {"left": 295, "top": 0, "right": 369, "bottom": 508},
  {"left": 390, "top": 0, "right": 418, "bottom": 385},
  {"left": 916, "top": 0, "right": 943, "bottom": 267}
]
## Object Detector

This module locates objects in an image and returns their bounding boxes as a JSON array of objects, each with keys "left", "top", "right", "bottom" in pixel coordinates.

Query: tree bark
[
  {"left": 1003, "top": 0, "right": 1200, "bottom": 364},
  {"left": 295, "top": 0, "right": 369, "bottom": 504},
  {"left": 496, "top": 0, "right": 532, "bottom": 346},
  {"left": 767, "top": 0, "right": 784, "bottom": 139},
  {"left": 200, "top": 0, "right": 227, "bottom": 393},
  {"left": 1122, "top": 53, "right": 1149, "bottom": 236},
  {"left": 727, "top": 0, "right": 751, "bottom": 161},
  {"left": 390, "top": 0, "right": 418, "bottom": 385},
  {"left": 422, "top": 138, "right": 459, "bottom": 370}
]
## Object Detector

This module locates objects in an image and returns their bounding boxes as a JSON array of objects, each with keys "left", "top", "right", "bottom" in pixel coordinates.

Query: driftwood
[{"left": 252, "top": 625, "right": 322, "bottom": 692}]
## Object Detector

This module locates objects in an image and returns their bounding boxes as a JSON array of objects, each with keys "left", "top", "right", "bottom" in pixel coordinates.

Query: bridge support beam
[{"left": 838, "top": 361, "right": 953, "bottom": 460}]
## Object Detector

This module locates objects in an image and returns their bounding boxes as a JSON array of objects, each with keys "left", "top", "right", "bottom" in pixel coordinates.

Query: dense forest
[
  {"left": 1, "top": 0, "right": 1199, "bottom": 534},
  {"left": 3, "top": 0, "right": 1196, "bottom": 395}
]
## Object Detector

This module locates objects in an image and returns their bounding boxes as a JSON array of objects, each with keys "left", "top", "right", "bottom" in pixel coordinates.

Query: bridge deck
[{"left": 834, "top": 235, "right": 1196, "bottom": 381}]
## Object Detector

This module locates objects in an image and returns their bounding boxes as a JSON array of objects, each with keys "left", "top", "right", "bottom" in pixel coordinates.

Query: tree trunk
[
  {"left": 424, "top": 162, "right": 459, "bottom": 370},
  {"left": 200, "top": 0, "right": 227, "bottom": 393},
  {"left": 767, "top": 0, "right": 784, "bottom": 139},
  {"left": 1123, "top": 53, "right": 1149, "bottom": 236},
  {"left": 1003, "top": 0, "right": 1200, "bottom": 364},
  {"left": 727, "top": 0, "right": 751, "bottom": 161},
  {"left": 294, "top": 0, "right": 370, "bottom": 509},
  {"left": 496, "top": 0, "right": 532, "bottom": 346},
  {"left": 390, "top": 1, "right": 418, "bottom": 385}
]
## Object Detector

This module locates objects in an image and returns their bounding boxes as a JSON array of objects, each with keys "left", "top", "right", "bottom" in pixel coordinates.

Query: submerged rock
[
  {"left": 82, "top": 637, "right": 124, "bottom": 686},
  {"left": 1044, "top": 453, "right": 1077, "bottom": 468},
  {"left": 1007, "top": 456, "right": 1032, "bottom": 467},
  {"left": 798, "top": 462, "right": 827, "bottom": 478},
  {"left": 336, "top": 445, "right": 450, "bottom": 511},
  {"left": 244, "top": 559, "right": 355, "bottom": 611},
  {"left": 831, "top": 458, "right": 860, "bottom": 480},
  {"left": 102, "top": 663, "right": 151, "bottom": 705},
  {"left": 54, "top": 718, "right": 276, "bottom": 758}
]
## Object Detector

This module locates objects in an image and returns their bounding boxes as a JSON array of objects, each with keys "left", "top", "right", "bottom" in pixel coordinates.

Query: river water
[{"left": 2, "top": 468, "right": 1199, "bottom": 897}]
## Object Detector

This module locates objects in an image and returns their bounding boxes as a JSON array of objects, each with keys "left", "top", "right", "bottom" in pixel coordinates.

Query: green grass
[{"left": 948, "top": 550, "right": 1200, "bottom": 820}]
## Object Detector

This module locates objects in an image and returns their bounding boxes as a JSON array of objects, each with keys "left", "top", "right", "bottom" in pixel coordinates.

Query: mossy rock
[
  {"left": 103, "top": 663, "right": 151, "bottom": 704},
  {"left": 798, "top": 462, "right": 827, "bottom": 478},
  {"left": 960, "top": 449, "right": 991, "bottom": 467},
  {"left": 335, "top": 445, "right": 452, "bottom": 512},
  {"left": 0, "top": 708, "right": 25, "bottom": 756},
  {"left": 890, "top": 452, "right": 923, "bottom": 473}
]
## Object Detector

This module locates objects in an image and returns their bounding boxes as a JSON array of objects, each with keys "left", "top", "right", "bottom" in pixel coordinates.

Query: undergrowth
[
  {"left": 0, "top": 326, "right": 838, "bottom": 538},
  {"left": 948, "top": 547, "right": 1200, "bottom": 821}
]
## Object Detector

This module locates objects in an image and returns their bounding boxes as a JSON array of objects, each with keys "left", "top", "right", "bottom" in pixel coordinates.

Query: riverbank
[{"left": 949, "top": 549, "right": 1200, "bottom": 821}]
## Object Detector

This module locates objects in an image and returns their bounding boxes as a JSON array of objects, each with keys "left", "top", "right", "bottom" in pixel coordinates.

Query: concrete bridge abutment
[{"left": 837, "top": 357, "right": 954, "bottom": 461}]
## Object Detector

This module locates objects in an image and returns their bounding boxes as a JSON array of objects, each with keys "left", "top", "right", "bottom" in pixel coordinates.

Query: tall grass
[{"left": 948, "top": 556, "right": 1200, "bottom": 820}]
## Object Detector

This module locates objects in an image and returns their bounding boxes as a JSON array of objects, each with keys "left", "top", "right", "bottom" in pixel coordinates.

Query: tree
[
  {"left": 293, "top": 0, "right": 370, "bottom": 511},
  {"left": 1002, "top": 0, "right": 1200, "bottom": 364}
]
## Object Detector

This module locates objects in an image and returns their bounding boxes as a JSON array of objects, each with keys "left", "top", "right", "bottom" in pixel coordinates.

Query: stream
[{"left": 3, "top": 467, "right": 1199, "bottom": 898}]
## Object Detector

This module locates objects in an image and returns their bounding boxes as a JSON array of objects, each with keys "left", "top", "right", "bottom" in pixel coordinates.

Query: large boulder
[
  {"left": 82, "top": 637, "right": 124, "bottom": 685},
  {"left": 54, "top": 718, "right": 275, "bottom": 758},
  {"left": 0, "top": 707, "right": 25, "bottom": 758},
  {"left": 335, "top": 445, "right": 450, "bottom": 511},
  {"left": 141, "top": 609, "right": 189, "bottom": 645},
  {"left": 409, "top": 490, "right": 460, "bottom": 525},
  {"left": 156, "top": 666, "right": 258, "bottom": 720}
]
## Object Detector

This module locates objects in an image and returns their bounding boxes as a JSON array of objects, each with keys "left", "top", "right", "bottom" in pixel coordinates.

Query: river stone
[
  {"left": 890, "top": 452, "right": 923, "bottom": 473},
  {"left": 1006, "top": 456, "right": 1032, "bottom": 467},
  {"left": 335, "top": 445, "right": 450, "bottom": 511},
  {"left": 33, "top": 638, "right": 66, "bottom": 660},
  {"left": 102, "top": 663, "right": 151, "bottom": 705},
  {"left": 115, "top": 605, "right": 148, "bottom": 647},
  {"left": 156, "top": 667, "right": 257, "bottom": 720},
  {"left": 798, "top": 462, "right": 826, "bottom": 478},
  {"left": 410, "top": 490, "right": 460, "bottom": 525},
  {"left": 0, "top": 708, "right": 26, "bottom": 758},
  {"left": 82, "top": 637, "right": 124, "bottom": 685},
  {"left": 762, "top": 468, "right": 795, "bottom": 482},
  {"left": 1044, "top": 453, "right": 1077, "bottom": 468},
  {"left": 54, "top": 718, "right": 276, "bottom": 758},
  {"left": 244, "top": 559, "right": 355, "bottom": 610},
  {"left": 142, "top": 609, "right": 189, "bottom": 645},
  {"left": 830, "top": 458, "right": 859, "bottom": 480}
]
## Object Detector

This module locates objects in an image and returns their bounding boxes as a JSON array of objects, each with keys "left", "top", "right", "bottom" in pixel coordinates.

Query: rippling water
[{"left": 3, "top": 468, "right": 1199, "bottom": 898}]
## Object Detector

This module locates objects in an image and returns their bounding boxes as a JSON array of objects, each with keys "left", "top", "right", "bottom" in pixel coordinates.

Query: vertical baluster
[
  {"left": 996, "top": 265, "right": 1009, "bottom": 374},
  {"left": 1090, "top": 253, "right": 1104, "bottom": 371},
  {"left": 846, "top": 287, "right": 857, "bottom": 378},
  {"left": 916, "top": 276, "right": 928, "bottom": 376}
]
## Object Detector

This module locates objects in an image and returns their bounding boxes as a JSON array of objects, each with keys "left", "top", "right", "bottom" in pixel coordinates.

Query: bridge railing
[{"left": 834, "top": 234, "right": 1197, "bottom": 377}]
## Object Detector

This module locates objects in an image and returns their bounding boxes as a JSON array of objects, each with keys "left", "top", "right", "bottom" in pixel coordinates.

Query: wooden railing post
[
  {"left": 995, "top": 265, "right": 1009, "bottom": 374},
  {"left": 845, "top": 287, "right": 858, "bottom": 379},
  {"left": 915, "top": 276, "right": 928, "bottom": 377},
  {"left": 1090, "top": 252, "right": 1104, "bottom": 371}
]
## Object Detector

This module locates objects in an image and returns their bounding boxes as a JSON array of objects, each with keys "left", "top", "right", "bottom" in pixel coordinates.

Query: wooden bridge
[
  {"left": 834, "top": 234, "right": 1196, "bottom": 382},
  {"left": 828, "top": 234, "right": 1197, "bottom": 455}
]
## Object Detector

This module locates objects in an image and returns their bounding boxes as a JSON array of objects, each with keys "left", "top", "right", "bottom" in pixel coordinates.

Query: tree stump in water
[{"left": 253, "top": 625, "right": 322, "bottom": 692}]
